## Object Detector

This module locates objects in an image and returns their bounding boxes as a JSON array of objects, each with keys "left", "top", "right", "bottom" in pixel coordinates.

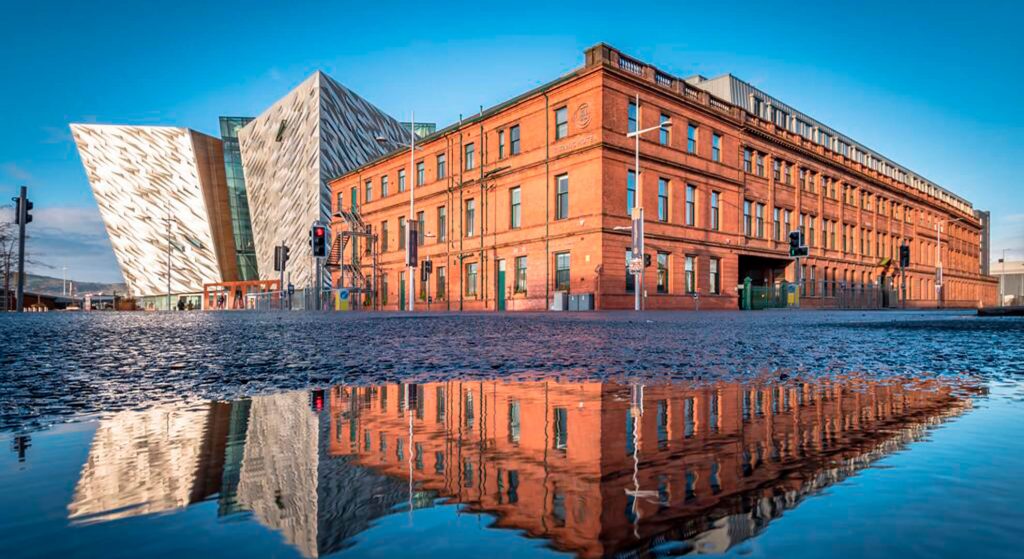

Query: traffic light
[
  {"left": 274, "top": 245, "right": 291, "bottom": 271},
  {"left": 899, "top": 245, "right": 910, "bottom": 268},
  {"left": 788, "top": 231, "right": 808, "bottom": 257},
  {"left": 13, "top": 197, "right": 32, "bottom": 225},
  {"left": 311, "top": 224, "right": 328, "bottom": 258},
  {"left": 643, "top": 253, "right": 652, "bottom": 268}
]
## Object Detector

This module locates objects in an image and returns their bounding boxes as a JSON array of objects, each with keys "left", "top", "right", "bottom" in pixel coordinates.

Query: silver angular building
[
  {"left": 71, "top": 124, "right": 240, "bottom": 306},
  {"left": 238, "top": 71, "right": 409, "bottom": 289}
]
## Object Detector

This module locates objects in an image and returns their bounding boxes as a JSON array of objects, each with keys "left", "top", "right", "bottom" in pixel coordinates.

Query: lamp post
[
  {"left": 378, "top": 114, "right": 422, "bottom": 312},
  {"left": 625, "top": 93, "right": 671, "bottom": 311},
  {"left": 935, "top": 216, "right": 963, "bottom": 308}
]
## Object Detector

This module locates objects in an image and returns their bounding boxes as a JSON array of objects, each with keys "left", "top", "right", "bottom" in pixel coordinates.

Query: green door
[
  {"left": 497, "top": 260, "right": 506, "bottom": 311},
  {"left": 399, "top": 273, "right": 406, "bottom": 311}
]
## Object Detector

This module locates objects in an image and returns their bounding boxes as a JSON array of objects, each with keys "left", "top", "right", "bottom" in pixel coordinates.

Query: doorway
[{"left": 497, "top": 259, "right": 506, "bottom": 311}]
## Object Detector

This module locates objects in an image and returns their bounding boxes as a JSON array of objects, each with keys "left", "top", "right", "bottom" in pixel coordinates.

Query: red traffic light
[{"left": 314, "top": 227, "right": 325, "bottom": 237}]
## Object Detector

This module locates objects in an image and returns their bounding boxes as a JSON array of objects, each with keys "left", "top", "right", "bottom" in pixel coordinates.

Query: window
[
  {"left": 711, "top": 191, "right": 720, "bottom": 231},
  {"left": 436, "top": 266, "right": 446, "bottom": 300},
  {"left": 498, "top": 130, "right": 506, "bottom": 159},
  {"left": 465, "top": 263, "right": 478, "bottom": 296},
  {"left": 351, "top": 187, "right": 358, "bottom": 213},
  {"left": 784, "top": 162, "right": 791, "bottom": 184},
  {"left": 553, "top": 408, "right": 568, "bottom": 451},
  {"left": 398, "top": 217, "right": 406, "bottom": 249},
  {"left": 799, "top": 168, "right": 807, "bottom": 190},
  {"left": 657, "top": 253, "right": 669, "bottom": 293},
  {"left": 398, "top": 169, "right": 406, "bottom": 193},
  {"left": 743, "top": 200, "right": 752, "bottom": 236},
  {"left": 658, "top": 178, "right": 669, "bottom": 222},
  {"left": 625, "top": 249, "right": 635, "bottom": 292},
  {"left": 709, "top": 257, "right": 720, "bottom": 294},
  {"left": 799, "top": 214, "right": 806, "bottom": 241},
  {"left": 381, "top": 274, "right": 388, "bottom": 305},
  {"left": 808, "top": 215, "right": 816, "bottom": 247},
  {"left": 756, "top": 203, "right": 765, "bottom": 238},
  {"left": 687, "top": 123, "right": 697, "bottom": 153},
  {"left": 743, "top": 148, "right": 752, "bottom": 172},
  {"left": 685, "top": 256, "right": 695, "bottom": 293},
  {"left": 437, "top": 206, "right": 446, "bottom": 242},
  {"left": 555, "top": 174, "right": 568, "bottom": 220},
  {"left": 515, "top": 256, "right": 527, "bottom": 292},
  {"left": 510, "top": 125, "right": 520, "bottom": 155},
  {"left": 659, "top": 113, "right": 670, "bottom": 145},
  {"left": 685, "top": 184, "right": 695, "bottom": 226},
  {"left": 627, "top": 170, "right": 636, "bottom": 214},
  {"left": 336, "top": 192, "right": 344, "bottom": 213},
  {"left": 756, "top": 154, "right": 765, "bottom": 177},
  {"left": 510, "top": 187, "right": 521, "bottom": 229},
  {"left": 381, "top": 175, "right": 389, "bottom": 197},
  {"left": 365, "top": 179, "right": 372, "bottom": 202},
  {"left": 555, "top": 252, "right": 570, "bottom": 291},
  {"left": 555, "top": 107, "right": 568, "bottom": 139},
  {"left": 773, "top": 159, "right": 781, "bottom": 181},
  {"left": 437, "top": 154, "right": 446, "bottom": 179},
  {"left": 465, "top": 143, "right": 475, "bottom": 170},
  {"left": 465, "top": 199, "right": 475, "bottom": 237},
  {"left": 508, "top": 401, "right": 521, "bottom": 444},
  {"left": 712, "top": 133, "right": 721, "bottom": 162},
  {"left": 417, "top": 211, "right": 425, "bottom": 246},
  {"left": 416, "top": 161, "right": 424, "bottom": 186},
  {"left": 628, "top": 101, "right": 637, "bottom": 133},
  {"left": 773, "top": 207, "right": 781, "bottom": 240},
  {"left": 381, "top": 221, "right": 389, "bottom": 252}
]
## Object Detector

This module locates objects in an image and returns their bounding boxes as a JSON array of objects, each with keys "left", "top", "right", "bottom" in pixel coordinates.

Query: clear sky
[{"left": 2, "top": 0, "right": 1021, "bottom": 282}]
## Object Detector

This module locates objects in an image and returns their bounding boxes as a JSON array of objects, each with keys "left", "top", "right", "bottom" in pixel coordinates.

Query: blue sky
[{"left": 2, "top": 0, "right": 1021, "bottom": 282}]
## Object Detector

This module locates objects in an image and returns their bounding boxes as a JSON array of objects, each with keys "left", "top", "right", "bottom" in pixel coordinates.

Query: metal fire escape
[{"left": 327, "top": 209, "right": 378, "bottom": 310}]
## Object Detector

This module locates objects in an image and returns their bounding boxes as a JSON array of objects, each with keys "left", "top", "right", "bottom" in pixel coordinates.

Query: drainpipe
[
  {"left": 479, "top": 106, "right": 486, "bottom": 308},
  {"left": 544, "top": 92, "right": 551, "bottom": 308},
  {"left": 458, "top": 114, "right": 464, "bottom": 312}
]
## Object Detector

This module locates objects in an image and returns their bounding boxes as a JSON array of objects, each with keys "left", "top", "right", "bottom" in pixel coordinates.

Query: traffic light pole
[{"left": 15, "top": 186, "right": 29, "bottom": 313}]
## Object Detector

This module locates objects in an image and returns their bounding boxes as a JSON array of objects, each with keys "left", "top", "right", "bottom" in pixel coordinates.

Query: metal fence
[
  {"left": 244, "top": 288, "right": 363, "bottom": 312},
  {"left": 809, "top": 282, "right": 899, "bottom": 310},
  {"left": 741, "top": 281, "right": 900, "bottom": 310}
]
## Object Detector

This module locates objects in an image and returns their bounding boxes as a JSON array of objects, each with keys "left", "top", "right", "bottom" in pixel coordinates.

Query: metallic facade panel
[
  {"left": 238, "top": 72, "right": 408, "bottom": 289},
  {"left": 71, "top": 124, "right": 239, "bottom": 297}
]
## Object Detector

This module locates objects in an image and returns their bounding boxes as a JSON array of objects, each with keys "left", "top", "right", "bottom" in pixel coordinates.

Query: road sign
[
  {"left": 339, "top": 288, "right": 350, "bottom": 301},
  {"left": 629, "top": 258, "right": 643, "bottom": 275}
]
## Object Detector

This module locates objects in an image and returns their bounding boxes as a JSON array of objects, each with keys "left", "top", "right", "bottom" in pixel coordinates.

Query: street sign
[
  {"left": 629, "top": 258, "right": 643, "bottom": 275},
  {"left": 339, "top": 288, "right": 350, "bottom": 301}
]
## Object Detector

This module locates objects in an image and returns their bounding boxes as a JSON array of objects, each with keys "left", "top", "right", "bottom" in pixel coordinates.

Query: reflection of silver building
[
  {"left": 238, "top": 71, "right": 409, "bottom": 289},
  {"left": 71, "top": 124, "right": 241, "bottom": 307}
]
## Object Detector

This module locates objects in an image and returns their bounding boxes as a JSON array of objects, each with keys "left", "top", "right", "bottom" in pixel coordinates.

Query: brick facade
[{"left": 329, "top": 44, "right": 997, "bottom": 311}]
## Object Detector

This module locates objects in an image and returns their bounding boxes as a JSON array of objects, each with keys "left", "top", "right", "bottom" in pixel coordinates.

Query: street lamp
[
  {"left": 624, "top": 94, "right": 671, "bottom": 311},
  {"left": 935, "top": 216, "right": 963, "bottom": 308},
  {"left": 377, "top": 114, "right": 423, "bottom": 312}
]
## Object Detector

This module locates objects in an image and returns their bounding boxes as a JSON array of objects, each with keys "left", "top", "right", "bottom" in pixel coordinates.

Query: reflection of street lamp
[
  {"left": 624, "top": 383, "right": 656, "bottom": 538},
  {"left": 935, "top": 216, "right": 963, "bottom": 308},
  {"left": 625, "top": 95, "right": 671, "bottom": 312}
]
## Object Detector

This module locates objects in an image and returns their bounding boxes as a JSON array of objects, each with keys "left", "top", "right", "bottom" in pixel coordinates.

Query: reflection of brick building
[
  {"left": 327, "top": 378, "right": 975, "bottom": 557},
  {"left": 330, "top": 44, "right": 996, "bottom": 311}
]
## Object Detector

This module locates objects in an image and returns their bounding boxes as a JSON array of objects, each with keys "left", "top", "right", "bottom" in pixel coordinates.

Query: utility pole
[{"left": 13, "top": 186, "right": 32, "bottom": 313}]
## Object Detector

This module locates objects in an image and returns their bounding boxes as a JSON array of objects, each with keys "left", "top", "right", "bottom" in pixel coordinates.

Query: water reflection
[{"left": 67, "top": 376, "right": 980, "bottom": 558}]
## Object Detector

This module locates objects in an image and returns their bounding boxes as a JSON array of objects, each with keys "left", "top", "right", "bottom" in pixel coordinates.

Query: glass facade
[{"left": 219, "top": 116, "right": 258, "bottom": 281}]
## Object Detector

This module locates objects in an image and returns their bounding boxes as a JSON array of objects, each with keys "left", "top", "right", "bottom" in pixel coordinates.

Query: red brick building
[{"left": 329, "top": 44, "right": 996, "bottom": 311}]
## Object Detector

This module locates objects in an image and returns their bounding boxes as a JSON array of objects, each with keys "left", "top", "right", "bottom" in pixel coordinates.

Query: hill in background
[{"left": 7, "top": 273, "right": 128, "bottom": 296}]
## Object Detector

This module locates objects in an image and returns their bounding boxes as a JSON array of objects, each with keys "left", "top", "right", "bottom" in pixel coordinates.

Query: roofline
[
  {"left": 327, "top": 68, "right": 585, "bottom": 183},
  {"left": 710, "top": 73, "right": 972, "bottom": 210}
]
